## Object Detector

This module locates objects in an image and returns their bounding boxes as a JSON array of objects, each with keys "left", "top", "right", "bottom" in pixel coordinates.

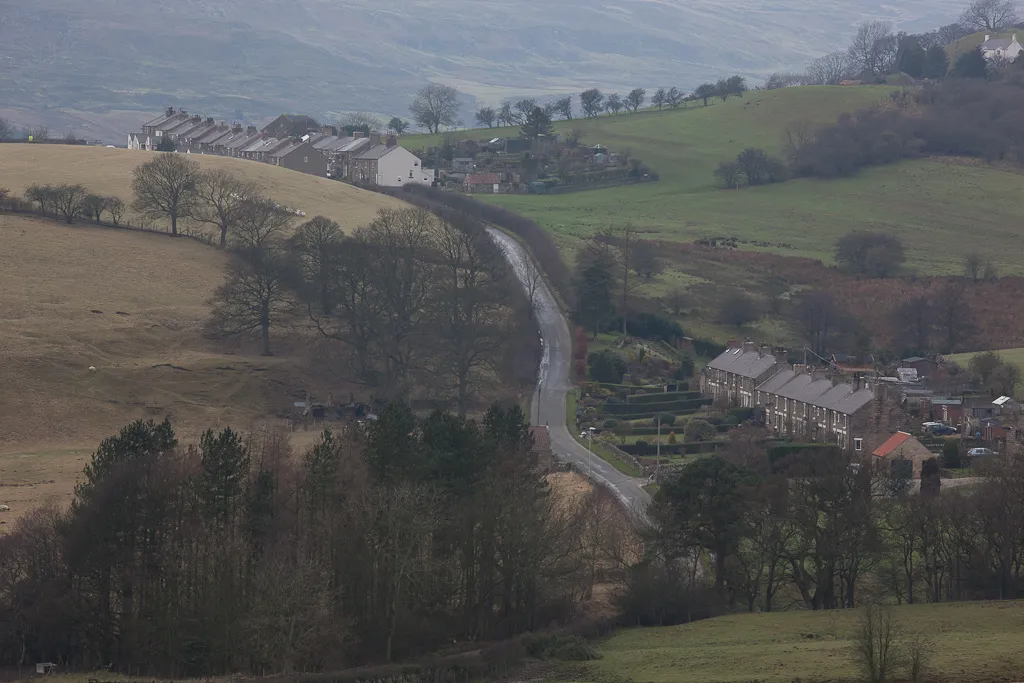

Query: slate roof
[
  {"left": 356, "top": 144, "right": 398, "bottom": 161},
  {"left": 269, "top": 142, "right": 305, "bottom": 158},
  {"left": 982, "top": 37, "right": 1014, "bottom": 49},
  {"left": 873, "top": 432, "right": 913, "bottom": 458},
  {"left": 707, "top": 348, "right": 779, "bottom": 380},
  {"left": 756, "top": 368, "right": 874, "bottom": 415},
  {"left": 338, "top": 138, "right": 371, "bottom": 154},
  {"left": 225, "top": 133, "right": 260, "bottom": 150}
]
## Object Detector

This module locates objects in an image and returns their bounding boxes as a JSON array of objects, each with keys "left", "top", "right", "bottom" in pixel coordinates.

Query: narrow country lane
[{"left": 487, "top": 228, "right": 651, "bottom": 512}]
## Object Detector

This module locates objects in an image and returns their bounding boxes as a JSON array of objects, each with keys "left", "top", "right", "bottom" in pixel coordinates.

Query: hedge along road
[{"left": 487, "top": 227, "right": 651, "bottom": 513}]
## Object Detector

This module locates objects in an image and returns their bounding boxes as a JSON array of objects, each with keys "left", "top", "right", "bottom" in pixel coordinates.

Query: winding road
[{"left": 487, "top": 228, "right": 651, "bottom": 512}]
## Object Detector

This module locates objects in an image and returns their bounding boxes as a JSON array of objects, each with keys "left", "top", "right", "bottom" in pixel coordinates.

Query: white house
[
  {"left": 351, "top": 138, "right": 434, "bottom": 187},
  {"left": 980, "top": 34, "right": 1023, "bottom": 61},
  {"left": 128, "top": 131, "right": 155, "bottom": 150}
]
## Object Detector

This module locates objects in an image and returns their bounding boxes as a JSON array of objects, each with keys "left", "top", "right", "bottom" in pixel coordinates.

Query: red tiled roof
[
  {"left": 465, "top": 173, "right": 500, "bottom": 185},
  {"left": 873, "top": 431, "right": 912, "bottom": 458}
]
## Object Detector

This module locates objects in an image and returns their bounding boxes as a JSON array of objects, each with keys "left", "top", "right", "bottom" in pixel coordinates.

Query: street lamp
[{"left": 587, "top": 426, "right": 596, "bottom": 480}]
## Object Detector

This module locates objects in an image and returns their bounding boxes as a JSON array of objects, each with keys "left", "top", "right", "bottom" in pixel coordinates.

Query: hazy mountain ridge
[{"left": 0, "top": 0, "right": 959, "bottom": 141}]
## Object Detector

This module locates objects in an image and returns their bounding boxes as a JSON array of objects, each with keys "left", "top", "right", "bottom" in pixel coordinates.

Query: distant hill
[{"left": 0, "top": 0, "right": 961, "bottom": 142}]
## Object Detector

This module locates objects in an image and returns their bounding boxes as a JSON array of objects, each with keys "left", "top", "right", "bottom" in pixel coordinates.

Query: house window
[
  {"left": 854, "top": 438, "right": 863, "bottom": 451},
  {"left": 410, "top": 170, "right": 414, "bottom": 178},
  {"left": 414, "top": 161, "right": 419, "bottom": 166},
  {"left": 304, "top": 157, "right": 309, "bottom": 163}
]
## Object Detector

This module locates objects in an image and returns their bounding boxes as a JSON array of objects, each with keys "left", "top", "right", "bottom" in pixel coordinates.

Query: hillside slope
[
  {"left": 0, "top": 145, "right": 404, "bottom": 234},
  {"left": 478, "top": 87, "right": 1024, "bottom": 276},
  {"left": 0, "top": 0, "right": 961, "bottom": 141},
  {"left": 566, "top": 601, "right": 1024, "bottom": 683}
]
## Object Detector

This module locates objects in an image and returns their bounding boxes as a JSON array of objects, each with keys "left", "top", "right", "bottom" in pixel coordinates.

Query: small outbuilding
[{"left": 872, "top": 431, "right": 934, "bottom": 479}]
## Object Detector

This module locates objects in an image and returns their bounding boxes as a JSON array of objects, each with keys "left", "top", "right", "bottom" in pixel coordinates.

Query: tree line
[
  {"left": 715, "top": 73, "right": 1024, "bottom": 188},
  {"left": 406, "top": 77, "right": 750, "bottom": 137},
  {"left": 633, "top": 444, "right": 1024, "bottom": 624},
  {"left": 0, "top": 406, "right": 615, "bottom": 675},
  {"left": 209, "top": 204, "right": 528, "bottom": 415}
]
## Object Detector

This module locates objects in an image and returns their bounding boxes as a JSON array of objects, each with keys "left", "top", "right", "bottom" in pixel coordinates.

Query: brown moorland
[{"left": 0, "top": 214, "right": 327, "bottom": 527}]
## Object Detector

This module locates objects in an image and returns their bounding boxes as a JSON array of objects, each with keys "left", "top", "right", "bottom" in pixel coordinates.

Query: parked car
[
  {"left": 967, "top": 447, "right": 997, "bottom": 456},
  {"left": 931, "top": 425, "right": 958, "bottom": 436}
]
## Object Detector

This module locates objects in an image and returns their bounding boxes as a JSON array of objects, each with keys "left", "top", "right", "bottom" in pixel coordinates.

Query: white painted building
[
  {"left": 351, "top": 139, "right": 434, "bottom": 187},
  {"left": 981, "top": 33, "right": 1023, "bottom": 61}
]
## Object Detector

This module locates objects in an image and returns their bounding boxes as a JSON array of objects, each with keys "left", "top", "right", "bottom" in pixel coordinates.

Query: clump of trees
[
  {"left": 714, "top": 147, "right": 788, "bottom": 188},
  {"left": 0, "top": 407, "right": 604, "bottom": 674},
  {"left": 634, "top": 446, "right": 1024, "bottom": 623},
  {"left": 835, "top": 231, "right": 906, "bottom": 278},
  {"left": 24, "top": 184, "right": 125, "bottom": 225}
]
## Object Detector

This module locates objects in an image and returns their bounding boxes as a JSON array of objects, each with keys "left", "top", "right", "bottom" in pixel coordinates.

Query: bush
[
  {"left": 941, "top": 440, "right": 961, "bottom": 469},
  {"left": 684, "top": 418, "right": 717, "bottom": 443},
  {"left": 635, "top": 439, "right": 650, "bottom": 456},
  {"left": 610, "top": 313, "right": 684, "bottom": 343},
  {"left": 602, "top": 419, "right": 618, "bottom": 429},
  {"left": 717, "top": 290, "right": 759, "bottom": 327},
  {"left": 835, "top": 231, "right": 905, "bottom": 278},
  {"left": 520, "top": 632, "right": 600, "bottom": 661},
  {"left": 588, "top": 350, "right": 627, "bottom": 384},
  {"left": 654, "top": 412, "right": 676, "bottom": 428},
  {"left": 667, "top": 431, "right": 677, "bottom": 445}
]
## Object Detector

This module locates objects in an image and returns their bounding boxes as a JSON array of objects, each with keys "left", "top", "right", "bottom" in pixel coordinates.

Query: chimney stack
[
  {"left": 206, "top": 117, "right": 214, "bottom": 125},
  {"left": 321, "top": 125, "right": 335, "bottom": 136},
  {"left": 386, "top": 134, "right": 397, "bottom": 148},
  {"left": 811, "top": 367, "right": 827, "bottom": 381},
  {"left": 166, "top": 106, "right": 175, "bottom": 117},
  {"left": 247, "top": 125, "right": 257, "bottom": 135},
  {"left": 742, "top": 340, "right": 756, "bottom": 354},
  {"left": 775, "top": 347, "right": 789, "bottom": 365},
  {"left": 369, "top": 133, "right": 382, "bottom": 146},
  {"left": 353, "top": 131, "right": 365, "bottom": 139},
  {"left": 191, "top": 114, "right": 201, "bottom": 122},
  {"left": 180, "top": 110, "right": 187, "bottom": 117},
  {"left": 727, "top": 339, "right": 739, "bottom": 350}
]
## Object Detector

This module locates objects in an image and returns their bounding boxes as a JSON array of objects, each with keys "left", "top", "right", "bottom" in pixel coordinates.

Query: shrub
[
  {"left": 667, "top": 431, "right": 677, "bottom": 445},
  {"left": 653, "top": 412, "right": 676, "bottom": 428},
  {"left": 835, "top": 231, "right": 905, "bottom": 278},
  {"left": 684, "top": 418, "right": 717, "bottom": 443},
  {"left": 589, "top": 350, "right": 627, "bottom": 384},
  {"left": 635, "top": 439, "right": 650, "bottom": 456},
  {"left": 602, "top": 419, "right": 618, "bottom": 429},
  {"left": 941, "top": 440, "right": 961, "bottom": 469},
  {"left": 521, "top": 632, "right": 600, "bottom": 661}
]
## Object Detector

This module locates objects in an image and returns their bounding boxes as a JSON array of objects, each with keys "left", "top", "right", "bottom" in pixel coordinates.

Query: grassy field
[
  {"left": 0, "top": 212, "right": 370, "bottom": 528},
  {"left": 949, "top": 347, "right": 1024, "bottom": 373},
  {"left": 556, "top": 600, "right": 1024, "bottom": 683},
  {"left": 0, "top": 144, "right": 405, "bottom": 234},
  {"left": 404, "top": 87, "right": 1024, "bottom": 277}
]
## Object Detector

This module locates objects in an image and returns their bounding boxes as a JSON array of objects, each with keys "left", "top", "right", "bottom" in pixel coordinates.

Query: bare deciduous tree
[
  {"left": 409, "top": 83, "right": 461, "bottom": 133},
  {"left": 81, "top": 194, "right": 108, "bottom": 224},
  {"left": 193, "top": 169, "right": 260, "bottom": 247},
  {"left": 131, "top": 153, "right": 201, "bottom": 236},
  {"left": 960, "top": 0, "right": 1019, "bottom": 30},
  {"left": 626, "top": 88, "right": 646, "bottom": 113},
  {"left": 782, "top": 120, "right": 816, "bottom": 168},
  {"left": 805, "top": 51, "right": 854, "bottom": 85},
  {"left": 848, "top": 21, "right": 898, "bottom": 77},
  {"left": 207, "top": 246, "right": 293, "bottom": 356},
  {"left": 233, "top": 197, "right": 293, "bottom": 249},
  {"left": 0, "top": 117, "right": 12, "bottom": 142},
  {"left": 106, "top": 196, "right": 125, "bottom": 225},
  {"left": 53, "top": 184, "right": 89, "bottom": 224},
  {"left": 431, "top": 218, "right": 512, "bottom": 415},
  {"left": 289, "top": 215, "right": 344, "bottom": 315},
  {"left": 854, "top": 604, "right": 902, "bottom": 683}
]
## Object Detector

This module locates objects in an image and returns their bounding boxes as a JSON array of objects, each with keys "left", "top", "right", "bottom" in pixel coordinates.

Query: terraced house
[
  {"left": 702, "top": 342, "right": 908, "bottom": 455},
  {"left": 701, "top": 341, "right": 786, "bottom": 408}
]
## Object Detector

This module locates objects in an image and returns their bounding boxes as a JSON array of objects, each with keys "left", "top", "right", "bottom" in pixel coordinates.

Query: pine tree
[
  {"left": 573, "top": 238, "right": 617, "bottom": 337},
  {"left": 198, "top": 427, "right": 250, "bottom": 524}
]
